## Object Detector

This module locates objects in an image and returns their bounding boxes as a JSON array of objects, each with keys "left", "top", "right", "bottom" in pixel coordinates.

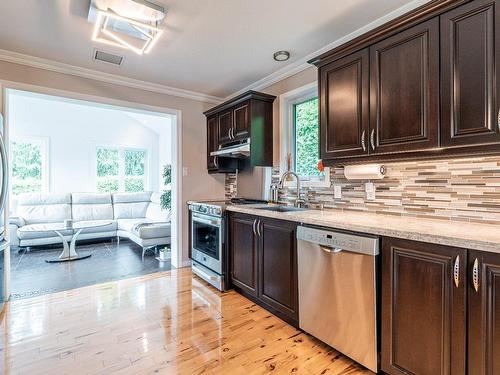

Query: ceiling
[{"left": 0, "top": 0, "right": 421, "bottom": 99}]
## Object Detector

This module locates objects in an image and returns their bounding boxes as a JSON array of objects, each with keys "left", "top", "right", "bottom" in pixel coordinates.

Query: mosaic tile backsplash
[{"left": 225, "top": 156, "right": 500, "bottom": 225}]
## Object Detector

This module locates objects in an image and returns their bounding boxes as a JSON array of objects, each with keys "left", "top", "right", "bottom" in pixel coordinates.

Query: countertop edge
[{"left": 224, "top": 205, "right": 500, "bottom": 254}]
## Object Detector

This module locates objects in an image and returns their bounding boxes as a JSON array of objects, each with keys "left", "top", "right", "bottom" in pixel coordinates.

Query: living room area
[{"left": 6, "top": 89, "right": 176, "bottom": 299}]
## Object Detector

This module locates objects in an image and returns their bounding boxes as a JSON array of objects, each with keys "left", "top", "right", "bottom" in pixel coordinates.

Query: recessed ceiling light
[{"left": 273, "top": 51, "right": 290, "bottom": 62}]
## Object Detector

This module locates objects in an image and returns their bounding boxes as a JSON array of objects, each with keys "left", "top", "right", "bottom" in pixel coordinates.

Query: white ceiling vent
[{"left": 93, "top": 49, "right": 124, "bottom": 66}]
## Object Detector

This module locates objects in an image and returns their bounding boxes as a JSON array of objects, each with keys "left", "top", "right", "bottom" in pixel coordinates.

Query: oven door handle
[{"left": 192, "top": 215, "right": 221, "bottom": 227}]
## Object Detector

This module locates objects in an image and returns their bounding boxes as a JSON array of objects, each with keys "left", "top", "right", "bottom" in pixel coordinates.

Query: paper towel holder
[{"left": 343, "top": 164, "right": 386, "bottom": 180}]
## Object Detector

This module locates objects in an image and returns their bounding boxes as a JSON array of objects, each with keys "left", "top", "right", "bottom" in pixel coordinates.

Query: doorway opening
[{"left": 5, "top": 89, "right": 178, "bottom": 299}]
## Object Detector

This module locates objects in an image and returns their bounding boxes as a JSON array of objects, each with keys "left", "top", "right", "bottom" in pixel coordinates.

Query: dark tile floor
[{"left": 10, "top": 239, "right": 171, "bottom": 300}]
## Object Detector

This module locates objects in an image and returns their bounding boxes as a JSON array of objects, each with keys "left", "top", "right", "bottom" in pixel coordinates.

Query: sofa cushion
[
  {"left": 74, "top": 220, "right": 117, "bottom": 234},
  {"left": 18, "top": 223, "right": 73, "bottom": 240},
  {"left": 117, "top": 218, "right": 152, "bottom": 232},
  {"left": 71, "top": 193, "right": 113, "bottom": 222},
  {"left": 16, "top": 193, "right": 72, "bottom": 224},
  {"left": 117, "top": 218, "right": 170, "bottom": 240},
  {"left": 134, "top": 222, "right": 171, "bottom": 239},
  {"left": 112, "top": 192, "right": 152, "bottom": 219}
]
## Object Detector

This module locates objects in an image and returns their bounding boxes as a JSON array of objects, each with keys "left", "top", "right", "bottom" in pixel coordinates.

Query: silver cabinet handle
[
  {"left": 230, "top": 127, "right": 234, "bottom": 139},
  {"left": 453, "top": 255, "right": 460, "bottom": 288},
  {"left": 370, "top": 129, "right": 376, "bottom": 150},
  {"left": 472, "top": 258, "right": 480, "bottom": 292},
  {"left": 252, "top": 219, "right": 256, "bottom": 235},
  {"left": 256, "top": 220, "right": 261, "bottom": 236},
  {"left": 361, "top": 130, "right": 366, "bottom": 152},
  {"left": 214, "top": 156, "right": 218, "bottom": 168}
]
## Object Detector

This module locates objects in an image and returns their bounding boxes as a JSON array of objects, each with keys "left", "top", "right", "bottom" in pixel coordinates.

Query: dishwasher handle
[{"left": 320, "top": 245, "right": 343, "bottom": 254}]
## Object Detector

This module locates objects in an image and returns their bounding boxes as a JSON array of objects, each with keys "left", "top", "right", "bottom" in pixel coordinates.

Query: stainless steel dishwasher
[{"left": 297, "top": 225, "right": 379, "bottom": 373}]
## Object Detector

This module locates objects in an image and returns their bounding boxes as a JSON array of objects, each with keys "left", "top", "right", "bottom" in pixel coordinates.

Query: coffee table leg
[
  {"left": 54, "top": 230, "right": 70, "bottom": 259},
  {"left": 45, "top": 229, "right": 92, "bottom": 263}
]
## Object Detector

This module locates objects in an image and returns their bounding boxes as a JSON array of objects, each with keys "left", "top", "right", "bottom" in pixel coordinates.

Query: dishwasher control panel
[{"left": 297, "top": 226, "right": 379, "bottom": 256}]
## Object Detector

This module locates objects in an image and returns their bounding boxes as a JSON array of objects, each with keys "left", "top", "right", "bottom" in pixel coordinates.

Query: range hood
[{"left": 210, "top": 139, "right": 250, "bottom": 158}]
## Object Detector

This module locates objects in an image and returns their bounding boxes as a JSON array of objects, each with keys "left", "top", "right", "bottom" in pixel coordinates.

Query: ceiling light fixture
[
  {"left": 273, "top": 50, "right": 290, "bottom": 62},
  {"left": 89, "top": 0, "right": 166, "bottom": 55}
]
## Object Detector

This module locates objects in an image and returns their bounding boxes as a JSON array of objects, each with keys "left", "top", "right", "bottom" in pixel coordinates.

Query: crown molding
[
  {"left": 226, "top": 0, "right": 430, "bottom": 99},
  {"left": 0, "top": 49, "right": 224, "bottom": 104}
]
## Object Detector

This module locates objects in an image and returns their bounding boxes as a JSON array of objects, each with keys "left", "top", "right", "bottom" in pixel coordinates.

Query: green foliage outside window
[
  {"left": 96, "top": 148, "right": 119, "bottom": 193},
  {"left": 125, "top": 150, "right": 145, "bottom": 192},
  {"left": 96, "top": 148, "right": 146, "bottom": 193},
  {"left": 161, "top": 164, "right": 171, "bottom": 211},
  {"left": 11, "top": 141, "right": 43, "bottom": 195},
  {"left": 294, "top": 98, "right": 320, "bottom": 177}
]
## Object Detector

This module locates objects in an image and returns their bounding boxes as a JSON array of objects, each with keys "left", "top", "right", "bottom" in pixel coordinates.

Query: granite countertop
[{"left": 225, "top": 204, "right": 500, "bottom": 253}]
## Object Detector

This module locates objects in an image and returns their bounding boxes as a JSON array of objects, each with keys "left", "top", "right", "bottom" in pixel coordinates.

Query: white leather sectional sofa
[{"left": 9, "top": 191, "right": 171, "bottom": 254}]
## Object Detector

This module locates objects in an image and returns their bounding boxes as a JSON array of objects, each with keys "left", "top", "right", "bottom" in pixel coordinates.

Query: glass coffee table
[{"left": 19, "top": 221, "right": 113, "bottom": 263}]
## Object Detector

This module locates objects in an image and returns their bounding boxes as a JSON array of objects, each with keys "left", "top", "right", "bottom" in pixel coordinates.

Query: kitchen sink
[{"left": 255, "top": 206, "right": 308, "bottom": 213}]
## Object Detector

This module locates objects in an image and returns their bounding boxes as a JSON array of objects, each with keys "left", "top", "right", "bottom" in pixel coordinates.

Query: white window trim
[
  {"left": 10, "top": 135, "right": 50, "bottom": 194},
  {"left": 94, "top": 144, "right": 150, "bottom": 192},
  {"left": 279, "top": 82, "right": 331, "bottom": 188}
]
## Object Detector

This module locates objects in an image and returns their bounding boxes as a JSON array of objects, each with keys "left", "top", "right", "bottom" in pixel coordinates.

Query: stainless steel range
[
  {"left": 188, "top": 198, "right": 268, "bottom": 291},
  {"left": 189, "top": 201, "right": 226, "bottom": 291}
]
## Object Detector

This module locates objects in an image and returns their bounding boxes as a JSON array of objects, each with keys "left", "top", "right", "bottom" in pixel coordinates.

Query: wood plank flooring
[{"left": 0, "top": 268, "right": 373, "bottom": 374}]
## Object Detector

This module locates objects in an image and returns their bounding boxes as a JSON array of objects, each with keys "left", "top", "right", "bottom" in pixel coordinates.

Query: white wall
[{"left": 8, "top": 91, "right": 171, "bottom": 194}]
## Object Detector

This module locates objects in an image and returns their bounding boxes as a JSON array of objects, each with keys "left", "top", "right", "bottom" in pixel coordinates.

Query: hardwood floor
[{"left": 0, "top": 268, "right": 373, "bottom": 374}]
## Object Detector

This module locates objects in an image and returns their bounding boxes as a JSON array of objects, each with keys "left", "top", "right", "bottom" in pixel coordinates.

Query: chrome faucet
[{"left": 279, "top": 171, "right": 305, "bottom": 208}]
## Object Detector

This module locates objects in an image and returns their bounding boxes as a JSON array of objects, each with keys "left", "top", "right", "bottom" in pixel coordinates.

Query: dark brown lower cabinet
[
  {"left": 228, "top": 213, "right": 298, "bottom": 326},
  {"left": 229, "top": 214, "right": 258, "bottom": 297},
  {"left": 258, "top": 218, "right": 298, "bottom": 323},
  {"left": 381, "top": 237, "right": 467, "bottom": 375},
  {"left": 468, "top": 250, "right": 500, "bottom": 375}
]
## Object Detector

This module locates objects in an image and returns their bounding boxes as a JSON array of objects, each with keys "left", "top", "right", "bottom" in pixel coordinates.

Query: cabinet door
[
  {"left": 258, "top": 218, "right": 298, "bottom": 323},
  {"left": 319, "top": 49, "right": 369, "bottom": 160},
  {"left": 441, "top": 0, "right": 500, "bottom": 148},
  {"left": 233, "top": 101, "right": 250, "bottom": 140},
  {"left": 381, "top": 237, "right": 466, "bottom": 375},
  {"left": 229, "top": 214, "right": 258, "bottom": 296},
  {"left": 468, "top": 250, "right": 500, "bottom": 375},
  {"left": 207, "top": 116, "right": 218, "bottom": 171},
  {"left": 370, "top": 18, "right": 439, "bottom": 154},
  {"left": 217, "top": 109, "right": 233, "bottom": 145}
]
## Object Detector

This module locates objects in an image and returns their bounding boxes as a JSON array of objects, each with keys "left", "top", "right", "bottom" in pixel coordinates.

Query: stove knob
[{"left": 199, "top": 206, "right": 208, "bottom": 213}]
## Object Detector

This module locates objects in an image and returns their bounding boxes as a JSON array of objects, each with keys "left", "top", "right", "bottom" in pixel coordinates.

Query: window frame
[
  {"left": 279, "top": 82, "right": 330, "bottom": 188},
  {"left": 94, "top": 144, "right": 149, "bottom": 193},
  {"left": 10, "top": 136, "right": 50, "bottom": 195}
]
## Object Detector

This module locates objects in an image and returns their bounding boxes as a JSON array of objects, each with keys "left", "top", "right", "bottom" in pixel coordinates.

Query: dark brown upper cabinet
[
  {"left": 381, "top": 237, "right": 467, "bottom": 375},
  {"left": 320, "top": 49, "right": 369, "bottom": 160},
  {"left": 207, "top": 115, "right": 238, "bottom": 174},
  {"left": 370, "top": 18, "right": 439, "bottom": 154},
  {"left": 204, "top": 91, "right": 276, "bottom": 169},
  {"left": 207, "top": 115, "right": 218, "bottom": 171},
  {"left": 232, "top": 100, "right": 250, "bottom": 141},
  {"left": 217, "top": 109, "right": 233, "bottom": 145},
  {"left": 441, "top": 0, "right": 500, "bottom": 148},
  {"left": 467, "top": 250, "right": 500, "bottom": 375},
  {"left": 311, "top": 0, "right": 500, "bottom": 164}
]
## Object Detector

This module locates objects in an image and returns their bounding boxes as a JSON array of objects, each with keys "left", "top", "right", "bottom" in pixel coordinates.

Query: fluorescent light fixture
[{"left": 91, "top": 9, "right": 163, "bottom": 55}]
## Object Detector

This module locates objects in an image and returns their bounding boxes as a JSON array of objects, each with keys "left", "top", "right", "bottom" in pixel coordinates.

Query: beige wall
[
  {"left": 0, "top": 60, "right": 226, "bottom": 267},
  {"left": 260, "top": 66, "right": 317, "bottom": 166}
]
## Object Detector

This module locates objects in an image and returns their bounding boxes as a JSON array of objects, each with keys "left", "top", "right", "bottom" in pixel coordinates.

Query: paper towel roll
[{"left": 343, "top": 164, "right": 385, "bottom": 180}]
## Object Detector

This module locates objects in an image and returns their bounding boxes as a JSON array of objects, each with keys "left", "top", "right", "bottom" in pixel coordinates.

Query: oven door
[{"left": 191, "top": 212, "right": 222, "bottom": 274}]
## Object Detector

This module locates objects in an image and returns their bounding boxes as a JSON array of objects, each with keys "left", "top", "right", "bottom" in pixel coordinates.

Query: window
[
  {"left": 280, "top": 83, "right": 330, "bottom": 187},
  {"left": 10, "top": 137, "right": 49, "bottom": 195},
  {"left": 96, "top": 146, "right": 147, "bottom": 193},
  {"left": 294, "top": 97, "right": 320, "bottom": 178}
]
